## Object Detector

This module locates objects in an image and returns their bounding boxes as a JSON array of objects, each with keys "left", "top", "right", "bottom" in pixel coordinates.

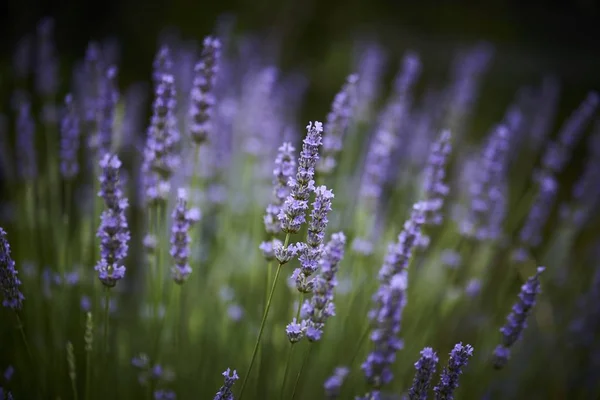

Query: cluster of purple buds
[
  {"left": 189, "top": 36, "right": 221, "bottom": 145},
  {"left": 362, "top": 273, "right": 408, "bottom": 389},
  {"left": 561, "top": 122, "right": 600, "bottom": 228},
  {"left": 60, "top": 94, "right": 81, "bottom": 179},
  {"left": 317, "top": 74, "right": 359, "bottom": 174},
  {"left": 301, "top": 232, "right": 346, "bottom": 341},
  {"left": 96, "top": 66, "right": 119, "bottom": 157},
  {"left": 170, "top": 189, "right": 202, "bottom": 284},
  {"left": 142, "top": 68, "right": 180, "bottom": 205},
  {"left": 324, "top": 366, "right": 350, "bottom": 399},
  {"left": 408, "top": 347, "right": 439, "bottom": 400},
  {"left": 0, "top": 228, "right": 24, "bottom": 310},
  {"left": 540, "top": 92, "right": 599, "bottom": 175},
  {"left": 420, "top": 130, "right": 452, "bottom": 246},
  {"left": 95, "top": 154, "right": 130, "bottom": 287},
  {"left": 360, "top": 53, "right": 421, "bottom": 206},
  {"left": 278, "top": 121, "right": 324, "bottom": 234},
  {"left": 514, "top": 176, "right": 558, "bottom": 261},
  {"left": 263, "top": 142, "right": 296, "bottom": 235},
  {"left": 361, "top": 202, "right": 425, "bottom": 390},
  {"left": 213, "top": 368, "right": 239, "bottom": 400},
  {"left": 433, "top": 343, "right": 474, "bottom": 400},
  {"left": 462, "top": 124, "right": 511, "bottom": 241},
  {"left": 378, "top": 202, "right": 425, "bottom": 284},
  {"left": 493, "top": 267, "right": 544, "bottom": 369},
  {"left": 292, "top": 186, "right": 334, "bottom": 293}
]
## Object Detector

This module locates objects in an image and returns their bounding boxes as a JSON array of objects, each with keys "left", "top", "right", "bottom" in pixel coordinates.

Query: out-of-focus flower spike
[
  {"left": 190, "top": 36, "right": 221, "bottom": 145},
  {"left": 493, "top": 267, "right": 544, "bottom": 369},
  {"left": 35, "top": 17, "right": 59, "bottom": 98},
  {"left": 318, "top": 74, "right": 359, "bottom": 175},
  {"left": 15, "top": 98, "right": 37, "bottom": 181},
  {"left": 60, "top": 93, "right": 81, "bottom": 179},
  {"left": 0, "top": 227, "right": 25, "bottom": 310},
  {"left": 170, "top": 188, "right": 201, "bottom": 284}
]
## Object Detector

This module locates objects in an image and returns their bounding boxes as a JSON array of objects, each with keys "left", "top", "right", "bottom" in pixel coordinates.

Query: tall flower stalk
[{"left": 239, "top": 121, "right": 323, "bottom": 399}]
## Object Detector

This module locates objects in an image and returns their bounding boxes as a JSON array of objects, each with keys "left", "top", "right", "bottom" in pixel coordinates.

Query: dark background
[{"left": 1, "top": 0, "right": 599, "bottom": 131}]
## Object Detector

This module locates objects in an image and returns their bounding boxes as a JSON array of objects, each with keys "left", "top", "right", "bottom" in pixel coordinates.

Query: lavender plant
[{"left": 1, "top": 16, "right": 599, "bottom": 400}]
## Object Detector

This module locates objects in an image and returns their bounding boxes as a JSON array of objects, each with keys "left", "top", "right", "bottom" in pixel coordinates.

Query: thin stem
[
  {"left": 239, "top": 234, "right": 290, "bottom": 399},
  {"left": 281, "top": 295, "right": 304, "bottom": 397},
  {"left": 103, "top": 287, "right": 111, "bottom": 355},
  {"left": 15, "top": 312, "right": 35, "bottom": 362},
  {"left": 291, "top": 345, "right": 312, "bottom": 400},
  {"left": 85, "top": 348, "right": 91, "bottom": 400},
  {"left": 280, "top": 343, "right": 295, "bottom": 398}
]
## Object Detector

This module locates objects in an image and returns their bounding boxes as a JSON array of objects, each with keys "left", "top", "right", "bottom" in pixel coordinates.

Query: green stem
[
  {"left": 291, "top": 346, "right": 312, "bottom": 400},
  {"left": 15, "top": 312, "right": 35, "bottom": 363},
  {"left": 280, "top": 343, "right": 295, "bottom": 398},
  {"left": 85, "top": 349, "right": 91, "bottom": 400},
  {"left": 103, "top": 287, "right": 111, "bottom": 355},
  {"left": 239, "top": 234, "right": 290, "bottom": 399}
]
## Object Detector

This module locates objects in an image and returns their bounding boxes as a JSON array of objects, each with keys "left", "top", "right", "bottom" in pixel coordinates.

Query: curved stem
[
  {"left": 239, "top": 234, "right": 290, "bottom": 399},
  {"left": 280, "top": 343, "right": 295, "bottom": 398},
  {"left": 291, "top": 345, "right": 312, "bottom": 400}
]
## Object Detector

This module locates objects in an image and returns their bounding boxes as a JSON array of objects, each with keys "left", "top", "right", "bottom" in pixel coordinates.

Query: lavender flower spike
[
  {"left": 324, "top": 366, "right": 350, "bottom": 399},
  {"left": 170, "top": 188, "right": 201, "bottom": 284},
  {"left": 263, "top": 142, "right": 296, "bottom": 235},
  {"left": 433, "top": 343, "right": 474, "bottom": 400},
  {"left": 421, "top": 130, "right": 452, "bottom": 229},
  {"left": 97, "top": 66, "right": 119, "bottom": 156},
  {"left": 293, "top": 185, "right": 334, "bottom": 293},
  {"left": 278, "top": 121, "right": 324, "bottom": 234},
  {"left": 142, "top": 71, "right": 180, "bottom": 205},
  {"left": 493, "top": 266, "right": 545, "bottom": 369},
  {"left": 95, "top": 154, "right": 130, "bottom": 287},
  {"left": 362, "top": 272, "right": 409, "bottom": 389},
  {"left": 213, "top": 368, "right": 239, "bottom": 400},
  {"left": 190, "top": 36, "right": 221, "bottom": 145},
  {"left": 303, "top": 232, "right": 346, "bottom": 341},
  {"left": 408, "top": 347, "right": 439, "bottom": 400},
  {"left": 15, "top": 98, "right": 37, "bottom": 181},
  {"left": 0, "top": 228, "right": 25, "bottom": 310},
  {"left": 318, "top": 74, "right": 359, "bottom": 174},
  {"left": 60, "top": 94, "right": 81, "bottom": 179}
]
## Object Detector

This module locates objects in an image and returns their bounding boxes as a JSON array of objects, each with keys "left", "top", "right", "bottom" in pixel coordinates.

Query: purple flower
[
  {"left": 421, "top": 130, "right": 452, "bottom": 237},
  {"left": 170, "top": 189, "right": 201, "bottom": 284},
  {"left": 293, "top": 186, "right": 334, "bottom": 293},
  {"left": 15, "top": 98, "right": 37, "bottom": 180},
  {"left": 302, "top": 232, "right": 346, "bottom": 341},
  {"left": 154, "top": 390, "right": 176, "bottom": 400},
  {"left": 285, "top": 318, "right": 307, "bottom": 343},
  {"left": 561, "top": 122, "right": 600, "bottom": 228},
  {"left": 433, "top": 343, "right": 474, "bottom": 400},
  {"left": 213, "top": 368, "right": 239, "bottom": 400},
  {"left": 493, "top": 267, "right": 544, "bottom": 369},
  {"left": 0, "top": 228, "right": 24, "bottom": 310},
  {"left": 95, "top": 154, "right": 130, "bottom": 287},
  {"left": 541, "top": 92, "right": 599, "bottom": 174},
  {"left": 378, "top": 203, "right": 425, "bottom": 284},
  {"left": 142, "top": 72, "right": 180, "bottom": 205},
  {"left": 278, "top": 121, "right": 324, "bottom": 234},
  {"left": 360, "top": 53, "right": 419, "bottom": 205},
  {"left": 153, "top": 46, "right": 173, "bottom": 88},
  {"left": 263, "top": 142, "right": 296, "bottom": 235},
  {"left": 514, "top": 176, "right": 558, "bottom": 260},
  {"left": 462, "top": 125, "right": 511, "bottom": 241},
  {"left": 408, "top": 347, "right": 439, "bottom": 400},
  {"left": 97, "top": 66, "right": 119, "bottom": 156},
  {"left": 60, "top": 94, "right": 81, "bottom": 179},
  {"left": 189, "top": 36, "right": 221, "bottom": 145},
  {"left": 324, "top": 366, "right": 350, "bottom": 399},
  {"left": 362, "top": 273, "right": 408, "bottom": 388},
  {"left": 318, "top": 74, "right": 359, "bottom": 174}
]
